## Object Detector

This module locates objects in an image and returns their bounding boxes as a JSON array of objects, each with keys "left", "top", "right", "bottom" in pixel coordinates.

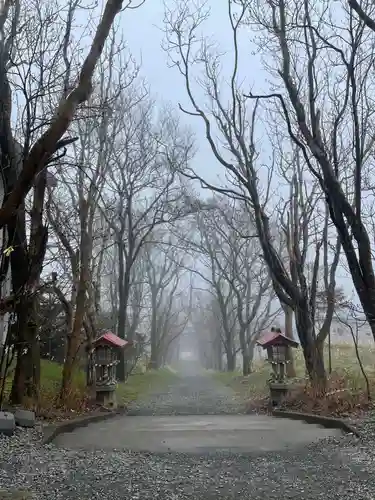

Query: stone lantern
[
  {"left": 257, "top": 327, "right": 299, "bottom": 407},
  {"left": 92, "top": 332, "right": 132, "bottom": 409}
]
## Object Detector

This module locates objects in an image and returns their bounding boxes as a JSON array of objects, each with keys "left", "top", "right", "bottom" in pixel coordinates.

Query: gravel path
[
  {"left": 0, "top": 371, "right": 375, "bottom": 499},
  {"left": 126, "top": 368, "right": 245, "bottom": 416},
  {"left": 1, "top": 427, "right": 375, "bottom": 499}
]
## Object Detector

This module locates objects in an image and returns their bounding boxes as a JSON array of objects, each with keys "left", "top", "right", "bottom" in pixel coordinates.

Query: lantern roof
[
  {"left": 93, "top": 331, "right": 132, "bottom": 349},
  {"left": 257, "top": 327, "right": 299, "bottom": 348}
]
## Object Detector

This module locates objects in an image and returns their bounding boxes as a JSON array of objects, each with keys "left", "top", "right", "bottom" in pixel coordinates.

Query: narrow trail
[{"left": 127, "top": 364, "right": 246, "bottom": 416}]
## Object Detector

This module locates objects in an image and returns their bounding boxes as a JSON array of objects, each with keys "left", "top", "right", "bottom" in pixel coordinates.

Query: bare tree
[
  {"left": 192, "top": 292, "right": 224, "bottom": 370},
  {"left": 102, "top": 91, "right": 193, "bottom": 380},
  {"left": 164, "top": 1, "right": 331, "bottom": 387},
  {"left": 0, "top": 0, "right": 145, "bottom": 403},
  {"left": 182, "top": 208, "right": 239, "bottom": 370},
  {"left": 248, "top": 0, "right": 375, "bottom": 342},
  {"left": 143, "top": 232, "right": 187, "bottom": 369},
  {"left": 276, "top": 143, "right": 342, "bottom": 363},
  {"left": 46, "top": 30, "right": 137, "bottom": 400},
  {"left": 202, "top": 200, "right": 276, "bottom": 375},
  {"left": 0, "top": 0, "right": 145, "bottom": 227}
]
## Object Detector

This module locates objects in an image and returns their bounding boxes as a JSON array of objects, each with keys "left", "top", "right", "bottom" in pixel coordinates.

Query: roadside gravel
[
  {"left": 1, "top": 373, "right": 375, "bottom": 499},
  {"left": 1, "top": 426, "right": 375, "bottom": 499}
]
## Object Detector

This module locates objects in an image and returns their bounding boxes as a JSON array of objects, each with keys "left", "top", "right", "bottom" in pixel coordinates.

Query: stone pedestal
[
  {"left": 0, "top": 411, "right": 15, "bottom": 436},
  {"left": 95, "top": 384, "right": 117, "bottom": 409},
  {"left": 14, "top": 409, "right": 36, "bottom": 428},
  {"left": 269, "top": 382, "right": 289, "bottom": 407}
]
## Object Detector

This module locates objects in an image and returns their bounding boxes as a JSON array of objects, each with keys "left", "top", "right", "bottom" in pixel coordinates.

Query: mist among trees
[{"left": 0, "top": 0, "right": 375, "bottom": 407}]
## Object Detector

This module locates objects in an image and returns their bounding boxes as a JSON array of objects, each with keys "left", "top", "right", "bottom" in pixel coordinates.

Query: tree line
[{"left": 1, "top": 0, "right": 375, "bottom": 407}]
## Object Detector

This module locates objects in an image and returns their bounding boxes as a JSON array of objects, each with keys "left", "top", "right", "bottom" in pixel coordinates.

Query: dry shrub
[
  {"left": 246, "top": 395, "right": 270, "bottom": 414},
  {"left": 279, "top": 372, "right": 373, "bottom": 418},
  {"left": 31, "top": 385, "right": 95, "bottom": 422}
]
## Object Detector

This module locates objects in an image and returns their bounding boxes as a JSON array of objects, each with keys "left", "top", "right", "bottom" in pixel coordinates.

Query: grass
[
  {"left": 39, "top": 359, "right": 86, "bottom": 393},
  {"left": 211, "top": 343, "right": 375, "bottom": 403},
  {"left": 117, "top": 367, "right": 177, "bottom": 405},
  {"left": 2, "top": 359, "right": 177, "bottom": 420},
  {"left": 212, "top": 367, "right": 269, "bottom": 400}
]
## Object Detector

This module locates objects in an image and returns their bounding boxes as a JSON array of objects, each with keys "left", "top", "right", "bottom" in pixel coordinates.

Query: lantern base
[
  {"left": 95, "top": 383, "right": 117, "bottom": 392},
  {"left": 268, "top": 381, "right": 289, "bottom": 407},
  {"left": 95, "top": 388, "right": 117, "bottom": 410}
]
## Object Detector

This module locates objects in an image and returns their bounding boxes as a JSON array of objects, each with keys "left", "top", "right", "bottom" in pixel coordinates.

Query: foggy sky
[{"left": 123, "top": 0, "right": 356, "bottom": 301}]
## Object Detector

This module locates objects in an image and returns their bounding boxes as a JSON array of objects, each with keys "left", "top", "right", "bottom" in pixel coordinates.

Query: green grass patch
[
  {"left": 117, "top": 367, "right": 177, "bottom": 405},
  {"left": 3, "top": 359, "right": 177, "bottom": 415},
  {"left": 39, "top": 359, "right": 86, "bottom": 393},
  {"left": 37, "top": 361, "right": 178, "bottom": 407},
  {"left": 2, "top": 359, "right": 85, "bottom": 400},
  {"left": 211, "top": 343, "right": 375, "bottom": 401},
  {"left": 210, "top": 364, "right": 270, "bottom": 400}
]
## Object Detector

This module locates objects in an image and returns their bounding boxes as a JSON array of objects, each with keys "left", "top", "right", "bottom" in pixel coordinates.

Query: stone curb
[
  {"left": 272, "top": 409, "right": 361, "bottom": 438},
  {"left": 42, "top": 407, "right": 128, "bottom": 445}
]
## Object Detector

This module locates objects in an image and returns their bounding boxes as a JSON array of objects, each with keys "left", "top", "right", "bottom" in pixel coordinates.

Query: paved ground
[
  {"left": 55, "top": 414, "right": 340, "bottom": 452},
  {"left": 1, "top": 367, "right": 375, "bottom": 499}
]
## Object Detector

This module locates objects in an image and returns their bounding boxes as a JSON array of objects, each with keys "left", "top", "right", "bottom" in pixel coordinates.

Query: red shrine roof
[
  {"left": 257, "top": 329, "right": 299, "bottom": 348},
  {"left": 93, "top": 331, "right": 133, "bottom": 349}
]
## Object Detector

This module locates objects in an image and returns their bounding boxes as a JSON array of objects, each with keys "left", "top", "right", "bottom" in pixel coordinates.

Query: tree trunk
[
  {"left": 210, "top": 329, "right": 222, "bottom": 370},
  {"left": 116, "top": 242, "right": 132, "bottom": 382},
  {"left": 7, "top": 200, "right": 44, "bottom": 406},
  {"left": 148, "top": 297, "right": 159, "bottom": 371},
  {"left": 295, "top": 305, "right": 326, "bottom": 390},
  {"left": 242, "top": 351, "right": 252, "bottom": 376},
  {"left": 60, "top": 281, "right": 86, "bottom": 402},
  {"left": 216, "top": 344, "right": 223, "bottom": 371},
  {"left": 356, "top": 286, "right": 375, "bottom": 342},
  {"left": 239, "top": 327, "right": 252, "bottom": 376},
  {"left": 149, "top": 341, "right": 160, "bottom": 370},
  {"left": 245, "top": 340, "right": 257, "bottom": 375},
  {"left": 316, "top": 339, "right": 324, "bottom": 366},
  {"left": 10, "top": 296, "right": 40, "bottom": 404},
  {"left": 226, "top": 349, "right": 236, "bottom": 371},
  {"left": 283, "top": 304, "right": 296, "bottom": 378},
  {"left": 60, "top": 196, "right": 90, "bottom": 402}
]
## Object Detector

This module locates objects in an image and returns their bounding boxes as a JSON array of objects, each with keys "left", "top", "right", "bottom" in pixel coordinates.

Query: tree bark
[
  {"left": 10, "top": 295, "right": 40, "bottom": 404},
  {"left": 148, "top": 348, "right": 160, "bottom": 370},
  {"left": 60, "top": 193, "right": 91, "bottom": 401},
  {"left": 295, "top": 305, "right": 326, "bottom": 391},
  {"left": 116, "top": 240, "right": 132, "bottom": 382},
  {"left": 242, "top": 351, "right": 252, "bottom": 376},
  {"left": 246, "top": 339, "right": 258, "bottom": 375},
  {"left": 282, "top": 304, "right": 296, "bottom": 378},
  {"left": 7, "top": 192, "right": 45, "bottom": 405},
  {"left": 226, "top": 349, "right": 236, "bottom": 371},
  {"left": 239, "top": 326, "right": 253, "bottom": 376},
  {"left": 148, "top": 291, "right": 159, "bottom": 371},
  {"left": 215, "top": 339, "right": 223, "bottom": 371}
]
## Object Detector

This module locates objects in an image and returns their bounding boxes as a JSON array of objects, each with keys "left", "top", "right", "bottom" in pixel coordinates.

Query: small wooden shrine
[
  {"left": 257, "top": 327, "right": 299, "bottom": 406},
  {"left": 92, "top": 332, "right": 132, "bottom": 409}
]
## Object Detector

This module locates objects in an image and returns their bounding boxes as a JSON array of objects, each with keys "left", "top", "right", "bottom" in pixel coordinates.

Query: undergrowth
[
  {"left": 212, "top": 343, "right": 375, "bottom": 418},
  {"left": 3, "top": 359, "right": 177, "bottom": 422}
]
